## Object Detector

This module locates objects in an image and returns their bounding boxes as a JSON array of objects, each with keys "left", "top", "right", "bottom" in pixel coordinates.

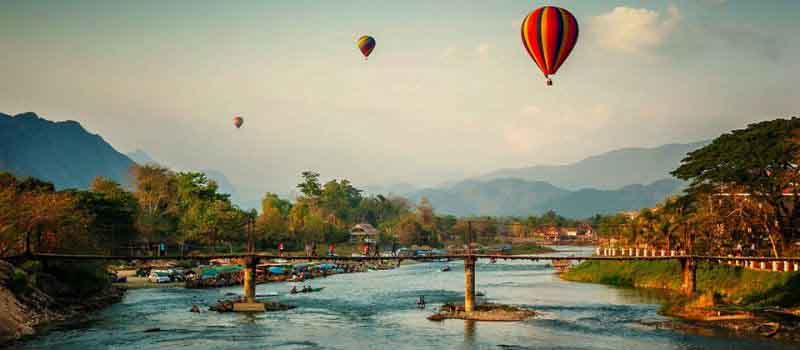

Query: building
[{"left": 350, "top": 223, "right": 379, "bottom": 243}]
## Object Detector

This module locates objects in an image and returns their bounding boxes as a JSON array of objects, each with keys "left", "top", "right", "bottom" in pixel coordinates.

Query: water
[{"left": 18, "top": 247, "right": 798, "bottom": 349}]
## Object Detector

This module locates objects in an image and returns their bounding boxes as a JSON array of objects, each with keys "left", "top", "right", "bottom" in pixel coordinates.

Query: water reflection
[{"left": 463, "top": 320, "right": 476, "bottom": 349}]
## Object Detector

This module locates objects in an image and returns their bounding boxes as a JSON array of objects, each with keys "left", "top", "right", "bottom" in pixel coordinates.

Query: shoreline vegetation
[
  {"left": 561, "top": 260, "right": 800, "bottom": 341},
  {"left": 0, "top": 260, "right": 123, "bottom": 346}
]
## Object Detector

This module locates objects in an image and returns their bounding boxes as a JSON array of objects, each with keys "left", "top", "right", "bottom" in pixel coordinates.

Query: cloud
[{"left": 591, "top": 5, "right": 682, "bottom": 55}]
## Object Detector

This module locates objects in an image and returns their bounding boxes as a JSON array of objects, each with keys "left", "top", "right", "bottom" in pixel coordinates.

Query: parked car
[
  {"left": 108, "top": 272, "right": 127, "bottom": 283},
  {"left": 148, "top": 271, "right": 172, "bottom": 283},
  {"left": 135, "top": 267, "right": 151, "bottom": 277},
  {"left": 166, "top": 268, "right": 185, "bottom": 282}
]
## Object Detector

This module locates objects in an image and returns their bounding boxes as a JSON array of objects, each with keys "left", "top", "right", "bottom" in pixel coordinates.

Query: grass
[{"left": 562, "top": 260, "right": 800, "bottom": 309}]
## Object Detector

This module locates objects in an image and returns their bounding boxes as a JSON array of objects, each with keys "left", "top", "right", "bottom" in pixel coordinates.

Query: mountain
[
  {"left": 406, "top": 177, "right": 683, "bottom": 218},
  {"left": 363, "top": 182, "right": 419, "bottom": 196},
  {"left": 407, "top": 179, "right": 568, "bottom": 217},
  {"left": 543, "top": 178, "right": 684, "bottom": 218},
  {"left": 0, "top": 112, "right": 134, "bottom": 189},
  {"left": 126, "top": 149, "right": 158, "bottom": 165},
  {"left": 479, "top": 141, "right": 709, "bottom": 190}
]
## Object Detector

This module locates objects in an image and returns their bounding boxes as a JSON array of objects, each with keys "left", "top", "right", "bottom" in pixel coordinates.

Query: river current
[{"left": 19, "top": 247, "right": 796, "bottom": 349}]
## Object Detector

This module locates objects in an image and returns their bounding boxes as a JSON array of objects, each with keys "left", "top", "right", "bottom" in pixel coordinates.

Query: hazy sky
[{"left": 2, "top": 0, "right": 799, "bottom": 197}]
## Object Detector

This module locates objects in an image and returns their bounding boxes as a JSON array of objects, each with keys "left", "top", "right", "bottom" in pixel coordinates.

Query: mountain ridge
[
  {"left": 0, "top": 112, "right": 135, "bottom": 189},
  {"left": 477, "top": 141, "right": 709, "bottom": 190}
]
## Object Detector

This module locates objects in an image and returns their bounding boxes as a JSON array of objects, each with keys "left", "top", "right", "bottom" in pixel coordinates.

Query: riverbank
[
  {"left": 0, "top": 260, "right": 124, "bottom": 346},
  {"left": 562, "top": 260, "right": 800, "bottom": 341},
  {"left": 509, "top": 242, "right": 556, "bottom": 255}
]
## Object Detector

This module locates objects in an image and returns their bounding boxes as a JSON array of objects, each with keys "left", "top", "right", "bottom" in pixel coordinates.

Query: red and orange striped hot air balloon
[
  {"left": 521, "top": 6, "right": 579, "bottom": 86},
  {"left": 232, "top": 115, "right": 244, "bottom": 129}
]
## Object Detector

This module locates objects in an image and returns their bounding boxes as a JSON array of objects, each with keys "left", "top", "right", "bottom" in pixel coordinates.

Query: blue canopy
[
  {"left": 318, "top": 263, "right": 337, "bottom": 270},
  {"left": 268, "top": 266, "right": 286, "bottom": 274}
]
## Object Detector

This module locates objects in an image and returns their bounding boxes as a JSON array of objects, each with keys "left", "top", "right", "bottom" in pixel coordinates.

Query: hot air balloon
[
  {"left": 521, "top": 6, "right": 579, "bottom": 86},
  {"left": 233, "top": 116, "right": 244, "bottom": 129},
  {"left": 357, "top": 35, "right": 376, "bottom": 60}
]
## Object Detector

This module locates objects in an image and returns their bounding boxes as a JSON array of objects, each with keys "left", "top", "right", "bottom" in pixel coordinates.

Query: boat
[{"left": 289, "top": 287, "right": 325, "bottom": 294}]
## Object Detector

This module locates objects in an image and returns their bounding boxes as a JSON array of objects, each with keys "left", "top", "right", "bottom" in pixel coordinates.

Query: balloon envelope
[
  {"left": 357, "top": 35, "right": 376, "bottom": 59},
  {"left": 233, "top": 116, "right": 244, "bottom": 128},
  {"left": 521, "top": 6, "right": 579, "bottom": 83}
]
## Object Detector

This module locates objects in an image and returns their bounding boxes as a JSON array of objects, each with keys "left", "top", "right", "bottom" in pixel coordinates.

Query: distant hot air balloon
[
  {"left": 357, "top": 35, "right": 376, "bottom": 60},
  {"left": 233, "top": 116, "right": 244, "bottom": 129},
  {"left": 521, "top": 6, "right": 579, "bottom": 86}
]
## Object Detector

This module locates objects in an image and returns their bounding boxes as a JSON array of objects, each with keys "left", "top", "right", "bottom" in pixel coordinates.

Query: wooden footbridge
[{"left": 6, "top": 251, "right": 799, "bottom": 312}]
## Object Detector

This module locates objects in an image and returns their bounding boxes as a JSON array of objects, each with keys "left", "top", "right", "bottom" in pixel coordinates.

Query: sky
[{"left": 1, "top": 0, "right": 799, "bottom": 198}]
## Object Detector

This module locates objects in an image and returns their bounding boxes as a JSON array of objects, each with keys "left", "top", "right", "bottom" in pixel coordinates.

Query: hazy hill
[
  {"left": 126, "top": 149, "right": 158, "bottom": 165},
  {"left": 479, "top": 141, "right": 708, "bottom": 190},
  {"left": 406, "top": 178, "right": 683, "bottom": 218},
  {"left": 0, "top": 112, "right": 134, "bottom": 189}
]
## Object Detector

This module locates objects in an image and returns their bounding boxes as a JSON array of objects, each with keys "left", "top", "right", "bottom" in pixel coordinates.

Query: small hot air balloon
[
  {"left": 233, "top": 115, "right": 244, "bottom": 129},
  {"left": 521, "top": 6, "right": 579, "bottom": 86},
  {"left": 357, "top": 35, "right": 376, "bottom": 60}
]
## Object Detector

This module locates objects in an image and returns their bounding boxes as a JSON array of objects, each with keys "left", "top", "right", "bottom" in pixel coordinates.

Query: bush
[
  {"left": 45, "top": 262, "right": 110, "bottom": 296},
  {"left": 9, "top": 268, "right": 29, "bottom": 294}
]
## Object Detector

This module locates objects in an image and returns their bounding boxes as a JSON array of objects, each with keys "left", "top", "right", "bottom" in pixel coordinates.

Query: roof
[{"left": 350, "top": 223, "right": 379, "bottom": 236}]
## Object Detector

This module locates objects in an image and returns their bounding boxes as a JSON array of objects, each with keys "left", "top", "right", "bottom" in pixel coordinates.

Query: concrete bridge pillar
[
  {"left": 794, "top": 262, "right": 799, "bottom": 272},
  {"left": 670, "top": 250, "right": 676, "bottom": 257},
  {"left": 629, "top": 248, "right": 634, "bottom": 256},
  {"left": 233, "top": 256, "right": 264, "bottom": 312},
  {"left": 773, "top": 261, "right": 780, "bottom": 272},
  {"left": 596, "top": 248, "right": 601, "bottom": 256},
  {"left": 464, "top": 256, "right": 476, "bottom": 313},
  {"left": 680, "top": 258, "right": 697, "bottom": 296},
  {"left": 784, "top": 261, "right": 791, "bottom": 272},
  {"left": 760, "top": 261, "right": 766, "bottom": 270},
  {"left": 243, "top": 257, "right": 257, "bottom": 303},
  {"left": 634, "top": 248, "right": 640, "bottom": 257}
]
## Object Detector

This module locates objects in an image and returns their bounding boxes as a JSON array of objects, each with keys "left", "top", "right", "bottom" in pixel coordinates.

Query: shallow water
[{"left": 18, "top": 247, "right": 798, "bottom": 349}]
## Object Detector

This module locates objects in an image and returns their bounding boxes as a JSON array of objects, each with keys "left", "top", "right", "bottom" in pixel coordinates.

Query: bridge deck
[{"left": 7, "top": 253, "right": 800, "bottom": 262}]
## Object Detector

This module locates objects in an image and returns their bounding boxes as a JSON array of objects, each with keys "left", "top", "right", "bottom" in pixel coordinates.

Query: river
[{"left": 18, "top": 247, "right": 797, "bottom": 349}]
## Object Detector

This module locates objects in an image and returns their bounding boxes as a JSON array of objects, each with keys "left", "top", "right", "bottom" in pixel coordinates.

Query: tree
[
  {"left": 297, "top": 171, "right": 322, "bottom": 198},
  {"left": 395, "top": 213, "right": 423, "bottom": 246},
  {"left": 256, "top": 193, "right": 290, "bottom": 247},
  {"left": 130, "top": 164, "right": 179, "bottom": 246},
  {"left": 673, "top": 117, "right": 800, "bottom": 256}
]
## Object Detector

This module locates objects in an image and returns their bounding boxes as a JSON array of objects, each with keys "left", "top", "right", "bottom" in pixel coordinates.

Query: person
[
  {"left": 278, "top": 242, "right": 284, "bottom": 256},
  {"left": 290, "top": 285, "right": 298, "bottom": 294},
  {"left": 190, "top": 305, "right": 200, "bottom": 313},
  {"left": 417, "top": 295, "right": 426, "bottom": 309},
  {"left": 750, "top": 243, "right": 757, "bottom": 256}
]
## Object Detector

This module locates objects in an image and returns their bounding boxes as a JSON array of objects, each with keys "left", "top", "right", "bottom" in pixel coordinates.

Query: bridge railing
[{"left": 595, "top": 247, "right": 800, "bottom": 273}]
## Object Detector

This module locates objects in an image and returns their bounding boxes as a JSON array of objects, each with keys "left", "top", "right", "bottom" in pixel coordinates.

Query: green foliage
[
  {"left": 9, "top": 268, "right": 29, "bottom": 294},
  {"left": 46, "top": 262, "right": 111, "bottom": 296}
]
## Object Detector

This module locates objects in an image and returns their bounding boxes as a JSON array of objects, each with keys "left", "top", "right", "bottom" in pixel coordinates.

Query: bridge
[{"left": 7, "top": 250, "right": 799, "bottom": 313}]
